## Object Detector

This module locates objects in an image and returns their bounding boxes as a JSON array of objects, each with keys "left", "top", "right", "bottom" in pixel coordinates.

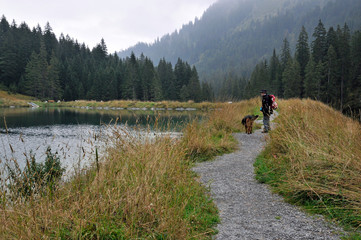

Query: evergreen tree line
[
  {"left": 226, "top": 20, "right": 361, "bottom": 114},
  {"left": 0, "top": 16, "right": 213, "bottom": 102}
]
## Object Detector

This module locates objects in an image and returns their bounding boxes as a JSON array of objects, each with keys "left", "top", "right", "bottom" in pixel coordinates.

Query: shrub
[{"left": 7, "top": 147, "right": 65, "bottom": 197}]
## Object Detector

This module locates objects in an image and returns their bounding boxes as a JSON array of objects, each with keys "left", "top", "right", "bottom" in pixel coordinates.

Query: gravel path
[{"left": 193, "top": 115, "right": 343, "bottom": 239}]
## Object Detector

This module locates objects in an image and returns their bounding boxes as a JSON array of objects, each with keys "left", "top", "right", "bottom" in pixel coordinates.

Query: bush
[{"left": 7, "top": 147, "right": 65, "bottom": 197}]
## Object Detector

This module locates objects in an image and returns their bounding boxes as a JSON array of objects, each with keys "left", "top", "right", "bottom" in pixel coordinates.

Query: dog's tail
[{"left": 241, "top": 117, "right": 246, "bottom": 125}]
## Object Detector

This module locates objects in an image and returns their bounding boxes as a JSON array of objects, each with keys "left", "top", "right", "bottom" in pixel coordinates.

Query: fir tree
[
  {"left": 281, "top": 38, "right": 291, "bottom": 71},
  {"left": 304, "top": 57, "right": 321, "bottom": 99},
  {"left": 283, "top": 58, "right": 302, "bottom": 99},
  {"left": 269, "top": 49, "right": 282, "bottom": 97},
  {"left": 47, "top": 51, "right": 62, "bottom": 100},
  {"left": 326, "top": 45, "right": 339, "bottom": 105},
  {"left": 312, "top": 20, "right": 328, "bottom": 64},
  {"left": 201, "top": 82, "right": 214, "bottom": 102},
  {"left": 338, "top": 24, "right": 351, "bottom": 111},
  {"left": 296, "top": 26, "right": 310, "bottom": 96},
  {"left": 188, "top": 66, "right": 202, "bottom": 102}
]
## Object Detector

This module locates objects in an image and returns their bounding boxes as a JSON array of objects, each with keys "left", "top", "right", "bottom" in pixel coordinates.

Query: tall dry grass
[
  {"left": 182, "top": 98, "right": 260, "bottom": 161},
  {"left": 0, "top": 98, "right": 260, "bottom": 238},
  {"left": 0, "top": 127, "right": 219, "bottom": 239},
  {"left": 255, "top": 98, "right": 361, "bottom": 229}
]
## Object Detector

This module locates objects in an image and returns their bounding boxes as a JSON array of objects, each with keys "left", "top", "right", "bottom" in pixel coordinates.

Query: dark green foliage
[
  {"left": 283, "top": 59, "right": 302, "bottom": 99},
  {"left": 296, "top": 26, "right": 310, "bottom": 96},
  {"left": 304, "top": 57, "right": 322, "bottom": 99},
  {"left": 281, "top": 38, "right": 292, "bottom": 71},
  {"left": 246, "top": 21, "right": 361, "bottom": 118},
  {"left": 0, "top": 16, "right": 212, "bottom": 102},
  {"left": 312, "top": 20, "right": 328, "bottom": 64},
  {"left": 7, "top": 147, "right": 65, "bottom": 197},
  {"left": 346, "top": 30, "right": 361, "bottom": 113}
]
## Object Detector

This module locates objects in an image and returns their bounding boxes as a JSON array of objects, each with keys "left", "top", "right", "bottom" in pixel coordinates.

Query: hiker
[{"left": 260, "top": 89, "right": 273, "bottom": 133}]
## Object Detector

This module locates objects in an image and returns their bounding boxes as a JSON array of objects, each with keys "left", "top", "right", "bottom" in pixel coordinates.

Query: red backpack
[{"left": 269, "top": 94, "right": 278, "bottom": 110}]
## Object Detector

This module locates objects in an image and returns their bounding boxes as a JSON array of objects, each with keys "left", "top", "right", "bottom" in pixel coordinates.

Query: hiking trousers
[{"left": 263, "top": 114, "right": 270, "bottom": 132}]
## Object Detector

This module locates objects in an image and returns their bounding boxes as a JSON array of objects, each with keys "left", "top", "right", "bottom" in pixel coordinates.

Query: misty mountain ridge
[{"left": 119, "top": 0, "right": 361, "bottom": 83}]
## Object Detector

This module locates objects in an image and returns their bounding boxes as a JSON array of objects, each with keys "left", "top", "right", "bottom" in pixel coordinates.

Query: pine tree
[
  {"left": 151, "top": 72, "right": 163, "bottom": 101},
  {"left": 174, "top": 58, "right": 186, "bottom": 100},
  {"left": 296, "top": 26, "right": 310, "bottom": 97},
  {"left": 201, "top": 82, "right": 214, "bottom": 102},
  {"left": 180, "top": 85, "right": 190, "bottom": 102},
  {"left": 338, "top": 24, "right": 351, "bottom": 111},
  {"left": 24, "top": 52, "right": 41, "bottom": 97},
  {"left": 0, "top": 26, "right": 17, "bottom": 87},
  {"left": 312, "top": 20, "right": 328, "bottom": 64},
  {"left": 326, "top": 27, "right": 338, "bottom": 54},
  {"left": 43, "top": 22, "right": 57, "bottom": 61},
  {"left": 326, "top": 45, "right": 339, "bottom": 105},
  {"left": 38, "top": 39, "right": 49, "bottom": 99},
  {"left": 157, "top": 58, "right": 174, "bottom": 100},
  {"left": 347, "top": 30, "right": 361, "bottom": 110},
  {"left": 283, "top": 58, "right": 302, "bottom": 99},
  {"left": 47, "top": 51, "right": 62, "bottom": 100},
  {"left": 188, "top": 66, "right": 202, "bottom": 102},
  {"left": 269, "top": 49, "right": 282, "bottom": 97},
  {"left": 281, "top": 38, "right": 291, "bottom": 71},
  {"left": 304, "top": 57, "right": 321, "bottom": 99}
]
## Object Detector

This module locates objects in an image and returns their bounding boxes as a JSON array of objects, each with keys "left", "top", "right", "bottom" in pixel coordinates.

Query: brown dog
[{"left": 241, "top": 115, "right": 259, "bottom": 134}]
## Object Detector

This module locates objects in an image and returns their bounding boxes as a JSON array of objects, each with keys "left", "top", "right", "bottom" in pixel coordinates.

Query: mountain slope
[{"left": 119, "top": 0, "right": 361, "bottom": 83}]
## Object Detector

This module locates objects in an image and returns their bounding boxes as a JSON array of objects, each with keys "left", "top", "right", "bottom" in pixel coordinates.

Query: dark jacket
[{"left": 262, "top": 94, "right": 273, "bottom": 116}]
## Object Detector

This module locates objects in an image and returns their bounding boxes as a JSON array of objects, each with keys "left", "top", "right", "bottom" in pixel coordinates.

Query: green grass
[{"left": 252, "top": 106, "right": 263, "bottom": 120}]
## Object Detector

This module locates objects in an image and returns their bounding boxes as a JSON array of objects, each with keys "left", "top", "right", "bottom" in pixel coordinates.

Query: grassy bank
[
  {"left": 0, "top": 98, "right": 260, "bottom": 239},
  {"left": 254, "top": 99, "right": 361, "bottom": 236},
  {"left": 0, "top": 90, "right": 35, "bottom": 107},
  {"left": 41, "top": 99, "right": 221, "bottom": 111},
  {"left": 0, "top": 90, "right": 219, "bottom": 110}
]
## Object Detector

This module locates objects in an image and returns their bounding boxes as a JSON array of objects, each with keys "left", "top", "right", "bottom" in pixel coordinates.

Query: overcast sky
[{"left": 1, "top": 0, "right": 217, "bottom": 53}]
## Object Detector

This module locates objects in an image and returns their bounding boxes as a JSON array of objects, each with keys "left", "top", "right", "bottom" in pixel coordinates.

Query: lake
[{"left": 0, "top": 107, "right": 202, "bottom": 175}]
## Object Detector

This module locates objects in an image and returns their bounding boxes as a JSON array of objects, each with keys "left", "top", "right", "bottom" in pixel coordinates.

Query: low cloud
[{"left": 1, "top": 0, "right": 217, "bottom": 52}]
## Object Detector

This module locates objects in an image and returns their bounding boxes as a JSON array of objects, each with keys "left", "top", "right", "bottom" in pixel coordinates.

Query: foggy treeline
[{"left": 0, "top": 16, "right": 213, "bottom": 102}]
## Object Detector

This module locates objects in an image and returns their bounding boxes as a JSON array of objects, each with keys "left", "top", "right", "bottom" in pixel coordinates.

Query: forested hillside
[
  {"left": 119, "top": 0, "right": 361, "bottom": 93},
  {"left": 0, "top": 16, "right": 213, "bottom": 102},
  {"left": 238, "top": 20, "right": 361, "bottom": 116}
]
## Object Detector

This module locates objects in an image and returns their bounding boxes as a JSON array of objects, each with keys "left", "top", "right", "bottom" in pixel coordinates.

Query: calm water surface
[{"left": 0, "top": 107, "right": 202, "bottom": 174}]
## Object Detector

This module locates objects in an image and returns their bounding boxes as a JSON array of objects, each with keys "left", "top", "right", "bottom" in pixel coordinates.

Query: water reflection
[
  {"left": 0, "top": 107, "right": 201, "bottom": 130},
  {"left": 0, "top": 107, "right": 202, "bottom": 174}
]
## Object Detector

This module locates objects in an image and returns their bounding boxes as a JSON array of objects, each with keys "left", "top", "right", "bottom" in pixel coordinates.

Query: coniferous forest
[
  {"left": 2, "top": 14, "right": 361, "bottom": 116},
  {"left": 226, "top": 20, "right": 361, "bottom": 115},
  {"left": 0, "top": 16, "right": 213, "bottom": 102}
]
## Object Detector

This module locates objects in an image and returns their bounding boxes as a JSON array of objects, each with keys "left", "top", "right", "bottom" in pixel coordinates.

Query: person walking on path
[{"left": 260, "top": 89, "right": 273, "bottom": 133}]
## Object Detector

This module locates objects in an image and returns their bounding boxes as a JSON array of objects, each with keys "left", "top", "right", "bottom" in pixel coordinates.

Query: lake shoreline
[{"left": 1, "top": 90, "right": 224, "bottom": 110}]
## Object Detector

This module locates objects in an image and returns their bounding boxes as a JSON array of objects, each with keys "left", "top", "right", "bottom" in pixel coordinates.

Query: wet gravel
[{"left": 193, "top": 120, "right": 344, "bottom": 239}]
